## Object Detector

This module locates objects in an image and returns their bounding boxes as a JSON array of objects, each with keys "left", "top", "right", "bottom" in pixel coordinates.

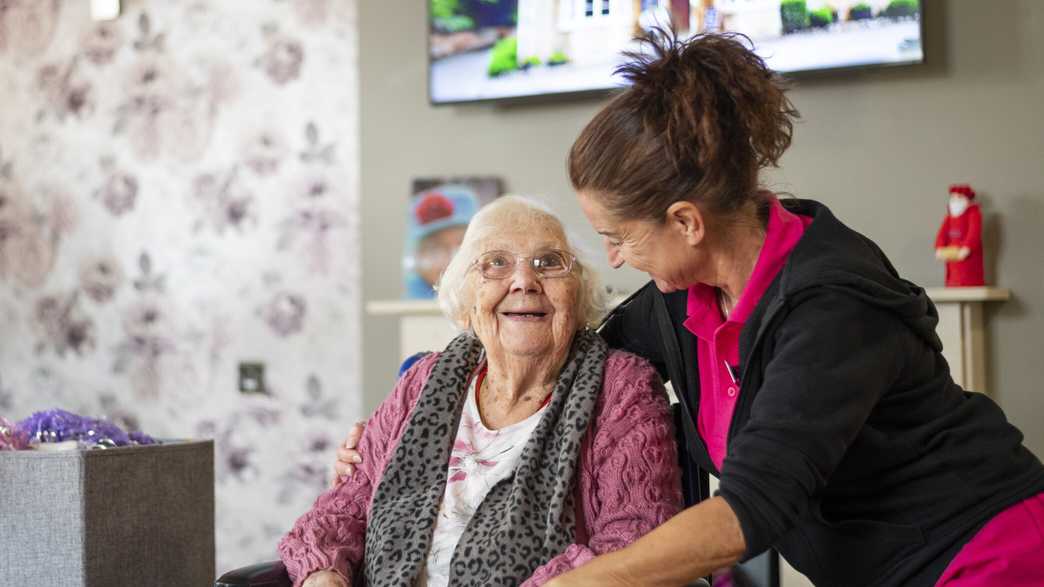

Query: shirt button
[{"left": 727, "top": 386, "right": 737, "bottom": 397}]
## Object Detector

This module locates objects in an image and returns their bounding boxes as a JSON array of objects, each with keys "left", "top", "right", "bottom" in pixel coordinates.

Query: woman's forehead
[{"left": 478, "top": 227, "right": 567, "bottom": 252}]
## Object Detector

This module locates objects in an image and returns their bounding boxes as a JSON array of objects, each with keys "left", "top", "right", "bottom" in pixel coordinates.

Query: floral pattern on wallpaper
[{"left": 0, "top": 0, "right": 360, "bottom": 571}]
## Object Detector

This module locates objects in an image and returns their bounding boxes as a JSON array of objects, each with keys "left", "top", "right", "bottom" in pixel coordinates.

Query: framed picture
[{"left": 404, "top": 176, "right": 504, "bottom": 299}]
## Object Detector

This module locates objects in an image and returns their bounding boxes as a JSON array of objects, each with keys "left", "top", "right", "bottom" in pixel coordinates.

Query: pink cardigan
[{"left": 278, "top": 350, "right": 683, "bottom": 587}]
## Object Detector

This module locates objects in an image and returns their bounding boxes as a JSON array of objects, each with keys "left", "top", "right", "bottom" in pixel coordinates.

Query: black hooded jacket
[{"left": 599, "top": 199, "right": 1044, "bottom": 586}]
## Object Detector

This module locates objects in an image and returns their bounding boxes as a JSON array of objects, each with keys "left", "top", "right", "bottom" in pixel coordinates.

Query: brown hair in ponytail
[{"left": 569, "top": 29, "right": 799, "bottom": 221}]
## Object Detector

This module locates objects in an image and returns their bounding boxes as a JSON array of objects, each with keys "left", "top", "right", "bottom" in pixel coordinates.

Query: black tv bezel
[{"left": 426, "top": 3, "right": 927, "bottom": 107}]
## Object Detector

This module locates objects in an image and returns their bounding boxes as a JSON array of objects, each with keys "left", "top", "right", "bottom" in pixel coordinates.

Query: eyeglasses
[{"left": 472, "top": 249, "right": 576, "bottom": 280}]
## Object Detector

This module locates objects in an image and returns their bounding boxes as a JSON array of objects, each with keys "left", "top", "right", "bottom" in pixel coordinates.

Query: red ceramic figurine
[{"left": 934, "top": 184, "right": 984, "bottom": 287}]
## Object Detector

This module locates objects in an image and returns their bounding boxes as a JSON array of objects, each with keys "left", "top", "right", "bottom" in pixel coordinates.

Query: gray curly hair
[{"left": 436, "top": 195, "right": 606, "bottom": 332}]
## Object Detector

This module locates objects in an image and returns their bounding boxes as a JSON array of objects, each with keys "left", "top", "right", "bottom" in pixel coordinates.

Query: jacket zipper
[{"left": 727, "top": 296, "right": 786, "bottom": 444}]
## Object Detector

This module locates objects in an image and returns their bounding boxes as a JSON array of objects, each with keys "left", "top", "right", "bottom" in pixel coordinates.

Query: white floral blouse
[{"left": 417, "top": 366, "right": 547, "bottom": 587}]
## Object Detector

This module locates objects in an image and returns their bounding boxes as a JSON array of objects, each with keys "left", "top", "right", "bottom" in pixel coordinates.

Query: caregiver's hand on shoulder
[
  {"left": 301, "top": 569, "right": 349, "bottom": 587},
  {"left": 330, "top": 421, "right": 365, "bottom": 487}
]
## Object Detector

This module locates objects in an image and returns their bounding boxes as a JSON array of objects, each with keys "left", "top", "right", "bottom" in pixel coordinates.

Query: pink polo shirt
[{"left": 683, "top": 196, "right": 810, "bottom": 471}]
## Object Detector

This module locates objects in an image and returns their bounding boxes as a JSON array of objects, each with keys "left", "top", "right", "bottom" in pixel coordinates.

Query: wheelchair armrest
[{"left": 215, "top": 560, "right": 292, "bottom": 587}]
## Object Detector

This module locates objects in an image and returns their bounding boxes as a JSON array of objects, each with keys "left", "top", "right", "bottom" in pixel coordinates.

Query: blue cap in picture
[{"left": 407, "top": 184, "right": 480, "bottom": 246}]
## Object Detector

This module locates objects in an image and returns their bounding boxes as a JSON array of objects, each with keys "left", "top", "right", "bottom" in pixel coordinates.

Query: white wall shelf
[
  {"left": 367, "top": 287, "right": 1011, "bottom": 395},
  {"left": 924, "top": 286, "right": 1011, "bottom": 303},
  {"left": 925, "top": 287, "right": 1010, "bottom": 395},
  {"left": 366, "top": 300, "right": 457, "bottom": 362}
]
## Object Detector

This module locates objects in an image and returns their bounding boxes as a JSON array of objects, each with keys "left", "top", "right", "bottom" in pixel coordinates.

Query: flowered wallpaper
[{"left": 0, "top": 0, "right": 360, "bottom": 571}]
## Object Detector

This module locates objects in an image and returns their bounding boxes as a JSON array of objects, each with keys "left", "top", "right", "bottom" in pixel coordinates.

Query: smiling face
[
  {"left": 464, "top": 223, "right": 580, "bottom": 362},
  {"left": 578, "top": 190, "right": 707, "bottom": 293}
]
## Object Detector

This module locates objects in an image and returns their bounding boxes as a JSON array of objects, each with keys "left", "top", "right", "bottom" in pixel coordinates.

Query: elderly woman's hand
[
  {"left": 330, "top": 422, "right": 365, "bottom": 487},
  {"left": 301, "top": 569, "right": 349, "bottom": 587}
]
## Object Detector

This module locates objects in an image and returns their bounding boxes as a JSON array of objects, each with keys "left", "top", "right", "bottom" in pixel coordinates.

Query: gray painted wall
[{"left": 359, "top": 1, "right": 1044, "bottom": 454}]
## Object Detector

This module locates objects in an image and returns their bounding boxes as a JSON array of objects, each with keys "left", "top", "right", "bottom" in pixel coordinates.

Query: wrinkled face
[
  {"left": 578, "top": 190, "right": 705, "bottom": 293},
  {"left": 465, "top": 224, "right": 580, "bottom": 361}
]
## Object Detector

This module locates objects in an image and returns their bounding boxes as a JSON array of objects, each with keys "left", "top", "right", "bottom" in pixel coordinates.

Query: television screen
[{"left": 429, "top": 0, "right": 924, "bottom": 104}]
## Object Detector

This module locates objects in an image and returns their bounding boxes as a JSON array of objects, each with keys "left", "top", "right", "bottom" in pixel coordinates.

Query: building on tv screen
[{"left": 430, "top": 0, "right": 923, "bottom": 104}]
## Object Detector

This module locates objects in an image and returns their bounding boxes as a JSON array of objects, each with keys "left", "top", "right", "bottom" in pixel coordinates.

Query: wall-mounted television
[{"left": 429, "top": 0, "right": 924, "bottom": 105}]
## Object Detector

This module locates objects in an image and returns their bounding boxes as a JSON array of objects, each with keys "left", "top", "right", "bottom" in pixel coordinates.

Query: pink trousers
[{"left": 936, "top": 491, "right": 1044, "bottom": 586}]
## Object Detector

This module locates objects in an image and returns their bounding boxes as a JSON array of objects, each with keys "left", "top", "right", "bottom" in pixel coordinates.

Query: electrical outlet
[{"left": 238, "top": 362, "right": 267, "bottom": 395}]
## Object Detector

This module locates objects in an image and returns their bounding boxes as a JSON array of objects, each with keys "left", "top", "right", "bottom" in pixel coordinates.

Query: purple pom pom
[
  {"left": 15, "top": 409, "right": 157, "bottom": 449},
  {"left": 128, "top": 431, "right": 157, "bottom": 445}
]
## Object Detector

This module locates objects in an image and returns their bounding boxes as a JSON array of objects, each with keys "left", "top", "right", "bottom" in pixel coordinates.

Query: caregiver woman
[{"left": 547, "top": 31, "right": 1044, "bottom": 587}]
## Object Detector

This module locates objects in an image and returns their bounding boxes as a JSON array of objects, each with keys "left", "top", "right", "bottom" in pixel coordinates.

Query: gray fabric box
[{"left": 0, "top": 440, "right": 215, "bottom": 587}]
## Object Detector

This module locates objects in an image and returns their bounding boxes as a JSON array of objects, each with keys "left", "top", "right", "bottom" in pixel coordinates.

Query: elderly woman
[{"left": 279, "top": 196, "right": 682, "bottom": 587}]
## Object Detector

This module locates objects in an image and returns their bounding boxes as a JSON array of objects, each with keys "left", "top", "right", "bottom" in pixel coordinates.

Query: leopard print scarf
[{"left": 364, "top": 329, "right": 607, "bottom": 586}]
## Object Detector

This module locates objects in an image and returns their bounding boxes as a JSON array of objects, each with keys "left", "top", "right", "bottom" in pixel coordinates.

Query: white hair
[{"left": 436, "top": 195, "right": 606, "bottom": 331}]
